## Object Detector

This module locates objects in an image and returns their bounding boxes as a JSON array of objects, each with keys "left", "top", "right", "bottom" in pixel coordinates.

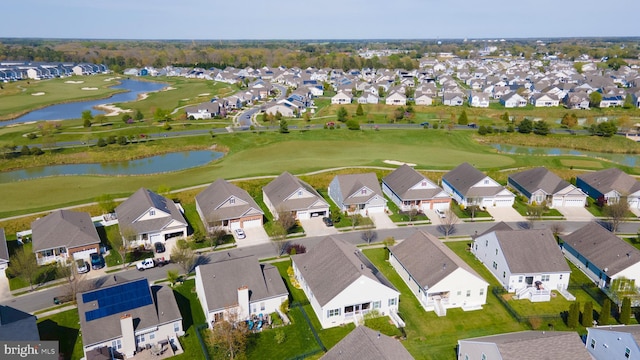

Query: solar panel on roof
[{"left": 83, "top": 279, "right": 153, "bottom": 322}]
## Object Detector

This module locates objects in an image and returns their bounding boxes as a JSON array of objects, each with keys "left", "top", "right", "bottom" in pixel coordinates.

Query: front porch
[{"left": 36, "top": 248, "right": 68, "bottom": 266}]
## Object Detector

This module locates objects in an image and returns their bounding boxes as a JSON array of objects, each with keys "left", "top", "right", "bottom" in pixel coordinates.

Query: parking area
[
  {"left": 299, "top": 217, "right": 339, "bottom": 237},
  {"left": 234, "top": 226, "right": 271, "bottom": 248},
  {"left": 557, "top": 206, "right": 594, "bottom": 221},
  {"left": 369, "top": 212, "right": 397, "bottom": 229},
  {"left": 486, "top": 207, "right": 526, "bottom": 222}
]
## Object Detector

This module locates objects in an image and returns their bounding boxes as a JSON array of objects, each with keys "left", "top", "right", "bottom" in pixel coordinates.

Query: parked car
[
  {"left": 420, "top": 122, "right": 430, "bottom": 127},
  {"left": 90, "top": 253, "right": 105, "bottom": 270},
  {"left": 154, "top": 242, "right": 166, "bottom": 253},
  {"left": 53, "top": 294, "right": 73, "bottom": 305},
  {"left": 435, "top": 208, "right": 446, "bottom": 218},
  {"left": 235, "top": 228, "right": 246, "bottom": 239},
  {"left": 322, "top": 216, "right": 334, "bottom": 227},
  {"left": 76, "top": 259, "right": 89, "bottom": 274},
  {"left": 136, "top": 257, "right": 168, "bottom": 271}
]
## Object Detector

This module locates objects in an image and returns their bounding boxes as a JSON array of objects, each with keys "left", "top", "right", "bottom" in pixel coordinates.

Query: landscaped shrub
[
  {"left": 346, "top": 119, "right": 360, "bottom": 130},
  {"left": 285, "top": 243, "right": 306, "bottom": 255}
]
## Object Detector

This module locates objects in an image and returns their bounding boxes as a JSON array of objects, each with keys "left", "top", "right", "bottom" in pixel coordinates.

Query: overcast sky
[{"left": 4, "top": 0, "right": 639, "bottom": 40}]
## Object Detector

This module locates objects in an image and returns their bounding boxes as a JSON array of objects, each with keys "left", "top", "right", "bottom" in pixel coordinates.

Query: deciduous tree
[
  {"left": 605, "top": 199, "right": 629, "bottom": 233},
  {"left": 209, "top": 315, "right": 249, "bottom": 360},
  {"left": 171, "top": 239, "right": 196, "bottom": 274},
  {"left": 10, "top": 247, "right": 38, "bottom": 291}
]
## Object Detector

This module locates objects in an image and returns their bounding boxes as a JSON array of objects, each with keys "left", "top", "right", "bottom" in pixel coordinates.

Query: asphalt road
[{"left": 4, "top": 219, "right": 638, "bottom": 315}]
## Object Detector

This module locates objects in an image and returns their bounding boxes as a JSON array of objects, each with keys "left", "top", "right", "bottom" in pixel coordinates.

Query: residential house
[
  {"left": 185, "top": 102, "right": 222, "bottom": 119},
  {"left": 195, "top": 179, "right": 264, "bottom": 232},
  {"left": 195, "top": 255, "right": 288, "bottom": 327},
  {"left": 508, "top": 167, "right": 587, "bottom": 207},
  {"left": 442, "top": 92, "right": 465, "bottom": 106},
  {"left": 0, "top": 229, "right": 8, "bottom": 270},
  {"left": 389, "top": 231, "right": 488, "bottom": 316},
  {"left": 331, "top": 91, "right": 352, "bottom": 104},
  {"left": 472, "top": 226, "right": 570, "bottom": 301},
  {"left": 321, "top": 326, "right": 414, "bottom": 360},
  {"left": 458, "top": 331, "right": 592, "bottom": 360},
  {"left": 576, "top": 168, "right": 640, "bottom": 208},
  {"left": 382, "top": 164, "right": 451, "bottom": 212},
  {"left": 264, "top": 103, "right": 295, "bottom": 118},
  {"left": 385, "top": 91, "right": 407, "bottom": 106},
  {"left": 586, "top": 325, "right": 640, "bottom": 360},
  {"left": 31, "top": 210, "right": 101, "bottom": 266},
  {"left": 442, "top": 162, "right": 515, "bottom": 208},
  {"left": 328, "top": 173, "right": 387, "bottom": 215},
  {"left": 262, "top": 172, "right": 329, "bottom": 220},
  {"left": 414, "top": 93, "right": 434, "bottom": 106},
  {"left": 500, "top": 92, "right": 529, "bottom": 108},
  {"left": 0, "top": 305, "right": 39, "bottom": 341},
  {"left": 531, "top": 93, "right": 561, "bottom": 107},
  {"left": 560, "top": 222, "right": 640, "bottom": 289},
  {"left": 115, "top": 188, "right": 188, "bottom": 247},
  {"left": 78, "top": 277, "right": 184, "bottom": 359},
  {"left": 292, "top": 236, "right": 400, "bottom": 329},
  {"left": 468, "top": 91, "right": 490, "bottom": 107},
  {"left": 564, "top": 91, "right": 591, "bottom": 109}
]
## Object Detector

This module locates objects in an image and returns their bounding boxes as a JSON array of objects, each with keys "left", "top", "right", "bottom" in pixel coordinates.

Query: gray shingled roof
[
  {"left": 0, "top": 305, "right": 39, "bottom": 341},
  {"left": 292, "top": 236, "right": 397, "bottom": 307},
  {"left": 0, "top": 228, "right": 8, "bottom": 262},
  {"left": 196, "top": 255, "right": 287, "bottom": 313},
  {"left": 391, "top": 231, "right": 486, "bottom": 289},
  {"left": 560, "top": 222, "right": 640, "bottom": 276},
  {"left": 263, "top": 172, "right": 328, "bottom": 212},
  {"left": 588, "top": 325, "right": 640, "bottom": 347},
  {"left": 578, "top": 167, "right": 640, "bottom": 196},
  {"left": 443, "top": 162, "right": 504, "bottom": 197},
  {"left": 334, "top": 173, "right": 383, "bottom": 205},
  {"left": 321, "top": 326, "right": 414, "bottom": 360},
  {"left": 115, "top": 188, "right": 187, "bottom": 235},
  {"left": 77, "top": 278, "right": 182, "bottom": 347},
  {"left": 31, "top": 210, "right": 100, "bottom": 252},
  {"left": 493, "top": 228, "right": 570, "bottom": 274},
  {"left": 509, "top": 167, "right": 570, "bottom": 195},
  {"left": 460, "top": 331, "right": 592, "bottom": 360},
  {"left": 195, "top": 179, "right": 263, "bottom": 223},
  {"left": 382, "top": 165, "right": 444, "bottom": 200}
]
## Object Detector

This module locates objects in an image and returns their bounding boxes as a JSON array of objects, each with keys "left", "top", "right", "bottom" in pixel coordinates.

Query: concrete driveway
[
  {"left": 299, "top": 217, "right": 338, "bottom": 237},
  {"left": 557, "top": 206, "right": 595, "bottom": 221},
  {"left": 425, "top": 209, "right": 446, "bottom": 225},
  {"left": 486, "top": 207, "right": 526, "bottom": 222},
  {"left": 369, "top": 212, "right": 397, "bottom": 229},
  {"left": 235, "top": 226, "right": 270, "bottom": 248}
]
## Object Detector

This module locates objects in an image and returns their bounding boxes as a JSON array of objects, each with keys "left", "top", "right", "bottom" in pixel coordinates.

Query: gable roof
[
  {"left": 321, "top": 326, "right": 414, "bottom": 360},
  {"left": 263, "top": 172, "right": 327, "bottom": 211},
  {"left": 509, "top": 167, "right": 572, "bottom": 195},
  {"left": 0, "top": 305, "right": 39, "bottom": 341},
  {"left": 196, "top": 179, "right": 263, "bottom": 223},
  {"left": 578, "top": 168, "right": 640, "bottom": 196},
  {"left": 77, "top": 278, "right": 181, "bottom": 347},
  {"left": 391, "top": 231, "right": 486, "bottom": 289},
  {"left": 196, "top": 255, "right": 287, "bottom": 312},
  {"left": 383, "top": 165, "right": 444, "bottom": 200},
  {"left": 491, "top": 228, "right": 570, "bottom": 273},
  {"left": 333, "top": 173, "right": 383, "bottom": 205},
  {"left": 443, "top": 162, "right": 504, "bottom": 197},
  {"left": 459, "top": 331, "right": 592, "bottom": 360},
  {"left": 292, "top": 236, "right": 397, "bottom": 306},
  {"left": 115, "top": 188, "right": 187, "bottom": 235},
  {"left": 560, "top": 222, "right": 640, "bottom": 276},
  {"left": 31, "top": 210, "right": 100, "bottom": 252}
]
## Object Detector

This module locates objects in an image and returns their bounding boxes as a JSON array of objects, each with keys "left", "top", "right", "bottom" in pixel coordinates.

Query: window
[
  {"left": 111, "top": 339, "right": 122, "bottom": 350},
  {"left": 136, "top": 333, "right": 145, "bottom": 343},
  {"left": 481, "top": 354, "right": 486, "bottom": 360},
  {"left": 373, "top": 301, "right": 381, "bottom": 309},
  {"left": 361, "top": 189, "right": 367, "bottom": 195},
  {"left": 229, "top": 197, "right": 235, "bottom": 204},
  {"left": 518, "top": 276, "right": 523, "bottom": 283},
  {"left": 495, "top": 249, "right": 498, "bottom": 255},
  {"left": 149, "top": 333, "right": 155, "bottom": 340},
  {"left": 541, "top": 275, "right": 550, "bottom": 282},
  {"left": 466, "top": 290, "right": 471, "bottom": 297},
  {"left": 421, "top": 181, "right": 427, "bottom": 187},
  {"left": 492, "top": 261, "right": 498, "bottom": 270},
  {"left": 327, "top": 309, "right": 340, "bottom": 317},
  {"left": 457, "top": 291, "right": 462, "bottom": 296},
  {"left": 483, "top": 179, "right": 489, "bottom": 185},
  {"left": 174, "top": 322, "right": 180, "bottom": 333},
  {"left": 260, "top": 302, "right": 265, "bottom": 311},
  {"left": 388, "top": 298, "right": 397, "bottom": 306},
  {"left": 485, "top": 240, "right": 489, "bottom": 247},
  {"left": 150, "top": 210, "right": 155, "bottom": 216},
  {"left": 625, "top": 347, "right": 630, "bottom": 358},
  {"left": 590, "top": 339, "right": 596, "bottom": 349},
  {"left": 559, "top": 274, "right": 563, "bottom": 280},
  {"left": 297, "top": 191, "right": 302, "bottom": 196},
  {"left": 503, "top": 271, "right": 506, "bottom": 278}
]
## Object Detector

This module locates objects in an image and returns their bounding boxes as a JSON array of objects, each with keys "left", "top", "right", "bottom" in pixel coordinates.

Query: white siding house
[
  {"left": 328, "top": 173, "right": 387, "bottom": 215},
  {"left": 442, "top": 163, "right": 515, "bottom": 208},
  {"left": 382, "top": 164, "right": 451, "bottom": 212}
]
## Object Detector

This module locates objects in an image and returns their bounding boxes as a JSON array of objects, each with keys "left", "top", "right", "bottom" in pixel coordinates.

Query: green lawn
[
  {"left": 512, "top": 198, "right": 563, "bottom": 217},
  {"left": 37, "top": 309, "right": 84, "bottom": 360},
  {"left": 172, "top": 279, "right": 208, "bottom": 360},
  {"left": 363, "top": 247, "right": 527, "bottom": 360}
]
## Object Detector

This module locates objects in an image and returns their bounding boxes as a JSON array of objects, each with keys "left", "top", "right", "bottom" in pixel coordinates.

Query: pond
[
  {"left": 2, "top": 79, "right": 167, "bottom": 126},
  {"left": 491, "top": 144, "right": 638, "bottom": 167},
  {"left": 0, "top": 150, "right": 223, "bottom": 182}
]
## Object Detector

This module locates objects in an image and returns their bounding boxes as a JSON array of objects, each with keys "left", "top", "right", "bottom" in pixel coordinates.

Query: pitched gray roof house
[
  {"left": 0, "top": 305, "right": 39, "bottom": 341},
  {"left": 195, "top": 179, "right": 263, "bottom": 228},
  {"left": 391, "top": 231, "right": 485, "bottom": 290},
  {"left": 577, "top": 167, "right": 640, "bottom": 200},
  {"left": 115, "top": 187, "right": 187, "bottom": 239},
  {"left": 262, "top": 172, "right": 328, "bottom": 218},
  {"left": 443, "top": 162, "right": 503, "bottom": 198},
  {"left": 509, "top": 167, "right": 571, "bottom": 197},
  {"left": 31, "top": 210, "right": 100, "bottom": 252},
  {"left": 331, "top": 173, "right": 383, "bottom": 206},
  {"left": 195, "top": 255, "right": 287, "bottom": 314},
  {"left": 458, "top": 331, "right": 592, "bottom": 360},
  {"left": 321, "top": 326, "right": 414, "bottom": 360},
  {"left": 382, "top": 164, "right": 444, "bottom": 201},
  {"left": 493, "top": 228, "right": 570, "bottom": 274}
]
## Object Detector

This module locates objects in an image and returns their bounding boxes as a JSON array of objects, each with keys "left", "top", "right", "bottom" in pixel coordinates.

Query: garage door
[
  {"left": 432, "top": 202, "right": 450, "bottom": 211},
  {"left": 494, "top": 199, "right": 514, "bottom": 207},
  {"left": 297, "top": 211, "right": 309, "bottom": 220},
  {"left": 242, "top": 219, "right": 262, "bottom": 228},
  {"left": 563, "top": 198, "right": 585, "bottom": 207},
  {"left": 366, "top": 205, "right": 385, "bottom": 214},
  {"left": 73, "top": 248, "right": 98, "bottom": 260},
  {"left": 552, "top": 198, "right": 563, "bottom": 208},
  {"left": 482, "top": 198, "right": 494, "bottom": 208},
  {"left": 230, "top": 220, "right": 241, "bottom": 230},
  {"left": 150, "top": 233, "right": 163, "bottom": 243},
  {"left": 628, "top": 199, "right": 639, "bottom": 209}
]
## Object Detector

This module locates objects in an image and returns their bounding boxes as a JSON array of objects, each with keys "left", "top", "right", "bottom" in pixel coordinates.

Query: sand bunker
[
  {"left": 65, "top": 80, "right": 84, "bottom": 84},
  {"left": 163, "top": 86, "right": 176, "bottom": 91},
  {"left": 31, "top": 92, "right": 45, "bottom": 96},
  {"left": 198, "top": 93, "right": 210, "bottom": 96},
  {"left": 96, "top": 104, "right": 132, "bottom": 117},
  {"left": 384, "top": 160, "right": 417, "bottom": 166},
  {"left": 81, "top": 87, "right": 98, "bottom": 90}
]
